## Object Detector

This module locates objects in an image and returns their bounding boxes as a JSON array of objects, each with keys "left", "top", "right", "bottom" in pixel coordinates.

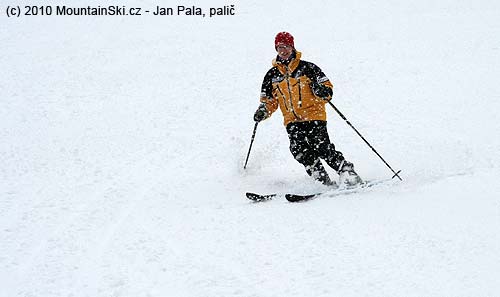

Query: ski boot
[
  {"left": 338, "top": 160, "right": 363, "bottom": 187},
  {"left": 306, "top": 161, "right": 337, "bottom": 187}
]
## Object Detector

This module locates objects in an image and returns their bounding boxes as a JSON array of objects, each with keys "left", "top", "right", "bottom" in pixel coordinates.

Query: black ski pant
[{"left": 286, "top": 120, "right": 345, "bottom": 183}]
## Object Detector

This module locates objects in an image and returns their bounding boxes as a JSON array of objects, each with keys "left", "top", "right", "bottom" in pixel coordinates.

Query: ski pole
[
  {"left": 327, "top": 101, "right": 403, "bottom": 181},
  {"left": 243, "top": 122, "right": 259, "bottom": 169}
]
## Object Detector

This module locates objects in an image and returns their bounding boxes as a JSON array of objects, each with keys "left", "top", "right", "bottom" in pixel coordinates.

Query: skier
[{"left": 253, "top": 31, "right": 362, "bottom": 187}]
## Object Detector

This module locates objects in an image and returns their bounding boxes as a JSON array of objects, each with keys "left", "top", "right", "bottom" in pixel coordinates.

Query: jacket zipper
[
  {"left": 285, "top": 66, "right": 300, "bottom": 119},
  {"left": 276, "top": 86, "right": 288, "bottom": 111},
  {"left": 297, "top": 80, "right": 303, "bottom": 108}
]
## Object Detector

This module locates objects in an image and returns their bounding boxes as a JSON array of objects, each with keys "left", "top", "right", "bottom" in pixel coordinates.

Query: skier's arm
[
  {"left": 254, "top": 70, "right": 278, "bottom": 122},
  {"left": 308, "top": 63, "right": 333, "bottom": 100}
]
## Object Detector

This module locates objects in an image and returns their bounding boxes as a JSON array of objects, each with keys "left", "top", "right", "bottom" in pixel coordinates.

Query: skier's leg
[
  {"left": 286, "top": 122, "right": 334, "bottom": 186},
  {"left": 310, "top": 121, "right": 362, "bottom": 186},
  {"left": 308, "top": 121, "right": 345, "bottom": 171},
  {"left": 304, "top": 159, "right": 335, "bottom": 186}
]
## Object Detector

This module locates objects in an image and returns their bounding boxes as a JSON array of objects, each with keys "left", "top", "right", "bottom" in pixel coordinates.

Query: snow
[{"left": 1, "top": 0, "right": 500, "bottom": 296}]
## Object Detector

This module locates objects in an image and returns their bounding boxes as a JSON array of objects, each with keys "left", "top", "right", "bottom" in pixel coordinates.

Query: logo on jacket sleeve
[{"left": 317, "top": 76, "right": 329, "bottom": 83}]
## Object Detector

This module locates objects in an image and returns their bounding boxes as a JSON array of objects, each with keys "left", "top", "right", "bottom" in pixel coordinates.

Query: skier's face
[{"left": 276, "top": 43, "right": 293, "bottom": 60}]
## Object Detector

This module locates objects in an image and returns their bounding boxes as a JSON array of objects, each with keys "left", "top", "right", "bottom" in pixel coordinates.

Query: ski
[
  {"left": 285, "top": 179, "right": 388, "bottom": 202},
  {"left": 246, "top": 192, "right": 277, "bottom": 202},
  {"left": 285, "top": 193, "right": 320, "bottom": 202},
  {"left": 247, "top": 179, "right": 391, "bottom": 203}
]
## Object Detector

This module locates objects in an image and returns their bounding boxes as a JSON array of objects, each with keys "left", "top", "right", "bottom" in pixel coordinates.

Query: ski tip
[
  {"left": 285, "top": 193, "right": 319, "bottom": 202},
  {"left": 246, "top": 192, "right": 261, "bottom": 200},
  {"left": 246, "top": 192, "right": 276, "bottom": 202}
]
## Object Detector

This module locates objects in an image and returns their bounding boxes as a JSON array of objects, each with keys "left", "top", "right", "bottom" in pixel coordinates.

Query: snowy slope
[{"left": 2, "top": 0, "right": 500, "bottom": 296}]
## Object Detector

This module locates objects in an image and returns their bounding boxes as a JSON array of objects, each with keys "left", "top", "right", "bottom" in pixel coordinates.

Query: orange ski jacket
[{"left": 260, "top": 51, "right": 333, "bottom": 126}]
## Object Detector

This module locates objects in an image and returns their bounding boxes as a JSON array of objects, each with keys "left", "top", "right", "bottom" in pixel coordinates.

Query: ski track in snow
[{"left": 2, "top": 1, "right": 500, "bottom": 296}]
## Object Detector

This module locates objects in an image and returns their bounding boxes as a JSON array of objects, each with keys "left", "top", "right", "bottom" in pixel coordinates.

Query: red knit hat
[{"left": 275, "top": 32, "right": 295, "bottom": 50}]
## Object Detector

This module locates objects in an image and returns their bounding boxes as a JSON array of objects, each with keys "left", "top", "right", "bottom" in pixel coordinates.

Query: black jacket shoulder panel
[
  {"left": 293, "top": 60, "right": 329, "bottom": 83},
  {"left": 261, "top": 67, "right": 283, "bottom": 98}
]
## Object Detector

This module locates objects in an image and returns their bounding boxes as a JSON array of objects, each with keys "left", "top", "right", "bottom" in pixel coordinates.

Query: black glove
[
  {"left": 253, "top": 104, "right": 268, "bottom": 122},
  {"left": 310, "top": 81, "right": 332, "bottom": 99}
]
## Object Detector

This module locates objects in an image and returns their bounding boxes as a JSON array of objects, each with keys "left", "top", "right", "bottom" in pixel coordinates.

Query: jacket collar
[{"left": 273, "top": 51, "right": 302, "bottom": 75}]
